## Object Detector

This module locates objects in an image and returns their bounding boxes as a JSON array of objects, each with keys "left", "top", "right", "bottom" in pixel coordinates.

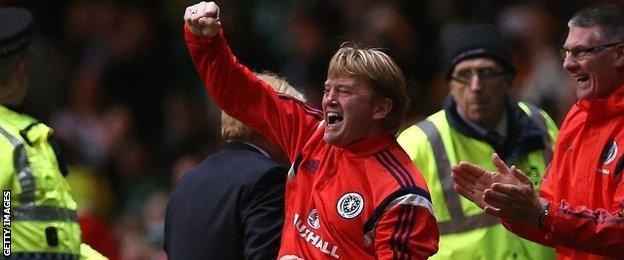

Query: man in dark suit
[{"left": 164, "top": 74, "right": 305, "bottom": 259}]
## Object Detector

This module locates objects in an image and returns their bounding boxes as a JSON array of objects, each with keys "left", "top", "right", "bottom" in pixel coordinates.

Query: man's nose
[
  {"left": 323, "top": 89, "right": 338, "bottom": 104},
  {"left": 469, "top": 75, "right": 483, "bottom": 91},
  {"left": 563, "top": 55, "right": 579, "bottom": 72}
]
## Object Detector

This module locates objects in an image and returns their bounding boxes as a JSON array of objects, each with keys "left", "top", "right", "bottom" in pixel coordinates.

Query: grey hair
[{"left": 568, "top": 4, "right": 624, "bottom": 41}]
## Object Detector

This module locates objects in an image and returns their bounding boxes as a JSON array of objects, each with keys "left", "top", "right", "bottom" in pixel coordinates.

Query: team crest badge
[
  {"left": 337, "top": 192, "right": 364, "bottom": 219},
  {"left": 600, "top": 140, "right": 618, "bottom": 165},
  {"left": 307, "top": 209, "right": 321, "bottom": 229}
]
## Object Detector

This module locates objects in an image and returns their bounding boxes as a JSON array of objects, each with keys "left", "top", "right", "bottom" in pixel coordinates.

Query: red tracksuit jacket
[
  {"left": 502, "top": 86, "right": 624, "bottom": 259},
  {"left": 185, "top": 28, "right": 439, "bottom": 259}
]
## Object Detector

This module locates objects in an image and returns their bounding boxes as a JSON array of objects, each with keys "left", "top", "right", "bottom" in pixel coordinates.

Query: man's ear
[{"left": 373, "top": 98, "right": 393, "bottom": 121}]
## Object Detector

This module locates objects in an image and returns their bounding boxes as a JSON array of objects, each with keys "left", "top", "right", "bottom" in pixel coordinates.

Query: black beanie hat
[{"left": 445, "top": 24, "right": 515, "bottom": 80}]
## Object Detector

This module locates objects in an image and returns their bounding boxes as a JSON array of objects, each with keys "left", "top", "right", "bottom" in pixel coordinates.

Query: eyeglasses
[
  {"left": 450, "top": 68, "right": 506, "bottom": 86},
  {"left": 560, "top": 41, "right": 623, "bottom": 60}
]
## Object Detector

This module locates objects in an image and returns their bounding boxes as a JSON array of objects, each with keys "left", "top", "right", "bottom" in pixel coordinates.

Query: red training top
[
  {"left": 185, "top": 28, "right": 439, "bottom": 259},
  {"left": 503, "top": 86, "right": 624, "bottom": 260}
]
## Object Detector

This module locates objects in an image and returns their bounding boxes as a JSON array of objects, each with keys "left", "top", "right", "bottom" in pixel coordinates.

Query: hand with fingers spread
[
  {"left": 183, "top": 1, "right": 221, "bottom": 37},
  {"left": 451, "top": 153, "right": 522, "bottom": 209},
  {"left": 482, "top": 166, "right": 549, "bottom": 227}
]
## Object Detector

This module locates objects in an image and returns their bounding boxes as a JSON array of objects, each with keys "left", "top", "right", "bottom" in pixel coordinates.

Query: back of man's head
[
  {"left": 568, "top": 4, "right": 624, "bottom": 42},
  {"left": 327, "top": 43, "right": 408, "bottom": 134},
  {"left": 221, "top": 73, "right": 306, "bottom": 142}
]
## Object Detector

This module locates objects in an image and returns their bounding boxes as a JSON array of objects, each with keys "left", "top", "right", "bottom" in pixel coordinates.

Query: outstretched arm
[{"left": 183, "top": 2, "right": 321, "bottom": 161}]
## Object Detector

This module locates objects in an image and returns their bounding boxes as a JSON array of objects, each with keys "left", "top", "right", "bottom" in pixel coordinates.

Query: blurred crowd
[{"left": 3, "top": 0, "right": 612, "bottom": 259}]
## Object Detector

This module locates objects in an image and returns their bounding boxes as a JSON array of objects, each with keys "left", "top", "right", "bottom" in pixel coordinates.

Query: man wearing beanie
[
  {"left": 453, "top": 4, "right": 624, "bottom": 259},
  {"left": 398, "top": 24, "right": 557, "bottom": 259}
]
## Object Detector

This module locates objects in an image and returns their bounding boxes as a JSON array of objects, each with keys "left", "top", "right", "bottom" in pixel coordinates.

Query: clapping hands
[{"left": 451, "top": 153, "right": 546, "bottom": 226}]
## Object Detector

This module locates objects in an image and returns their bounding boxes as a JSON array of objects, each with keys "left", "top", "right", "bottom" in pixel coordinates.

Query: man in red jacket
[
  {"left": 182, "top": 1, "right": 439, "bottom": 259},
  {"left": 452, "top": 4, "right": 624, "bottom": 259}
]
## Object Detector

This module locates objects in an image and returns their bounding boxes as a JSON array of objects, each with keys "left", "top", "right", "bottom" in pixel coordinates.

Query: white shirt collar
[{"left": 242, "top": 142, "right": 272, "bottom": 159}]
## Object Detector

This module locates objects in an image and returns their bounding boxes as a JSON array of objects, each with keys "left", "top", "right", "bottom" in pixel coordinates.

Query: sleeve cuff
[
  {"left": 183, "top": 25, "right": 224, "bottom": 45},
  {"left": 542, "top": 201, "right": 558, "bottom": 231}
]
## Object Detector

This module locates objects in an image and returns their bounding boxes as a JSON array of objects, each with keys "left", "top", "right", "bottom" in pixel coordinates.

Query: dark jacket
[
  {"left": 444, "top": 96, "right": 547, "bottom": 165},
  {"left": 164, "top": 142, "right": 286, "bottom": 260}
]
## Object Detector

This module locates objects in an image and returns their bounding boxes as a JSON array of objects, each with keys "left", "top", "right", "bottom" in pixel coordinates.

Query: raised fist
[{"left": 183, "top": 1, "right": 221, "bottom": 37}]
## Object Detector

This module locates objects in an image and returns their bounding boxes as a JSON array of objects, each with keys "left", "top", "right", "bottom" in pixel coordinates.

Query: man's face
[
  {"left": 563, "top": 26, "right": 622, "bottom": 100},
  {"left": 322, "top": 74, "right": 387, "bottom": 146},
  {"left": 449, "top": 57, "right": 509, "bottom": 128},
  {"left": 0, "top": 57, "right": 29, "bottom": 106}
]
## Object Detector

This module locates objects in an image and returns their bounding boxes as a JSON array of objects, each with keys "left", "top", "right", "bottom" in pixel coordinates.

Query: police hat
[
  {"left": 0, "top": 7, "right": 33, "bottom": 57},
  {"left": 444, "top": 24, "right": 515, "bottom": 80}
]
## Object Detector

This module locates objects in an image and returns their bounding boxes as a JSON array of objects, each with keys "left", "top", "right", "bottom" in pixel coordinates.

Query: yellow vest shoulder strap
[
  {"left": 518, "top": 102, "right": 554, "bottom": 164},
  {"left": 0, "top": 124, "right": 36, "bottom": 204},
  {"left": 415, "top": 118, "right": 498, "bottom": 234}
]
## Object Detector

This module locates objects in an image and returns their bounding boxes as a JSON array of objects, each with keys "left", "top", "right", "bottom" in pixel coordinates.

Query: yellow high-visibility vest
[
  {"left": 0, "top": 104, "right": 81, "bottom": 259},
  {"left": 398, "top": 102, "right": 558, "bottom": 260}
]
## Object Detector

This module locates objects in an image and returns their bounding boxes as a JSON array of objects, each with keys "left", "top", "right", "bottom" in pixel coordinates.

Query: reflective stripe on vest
[
  {"left": 0, "top": 125, "right": 35, "bottom": 205},
  {"left": 523, "top": 103, "right": 553, "bottom": 164},
  {"left": 10, "top": 252, "right": 79, "bottom": 260},
  {"left": 416, "top": 120, "right": 499, "bottom": 234},
  {"left": 0, "top": 125, "right": 77, "bottom": 223},
  {"left": 13, "top": 205, "right": 78, "bottom": 222}
]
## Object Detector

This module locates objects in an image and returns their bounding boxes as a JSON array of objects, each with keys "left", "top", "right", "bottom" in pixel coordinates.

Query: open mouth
[
  {"left": 574, "top": 75, "right": 589, "bottom": 85},
  {"left": 326, "top": 112, "right": 344, "bottom": 129}
]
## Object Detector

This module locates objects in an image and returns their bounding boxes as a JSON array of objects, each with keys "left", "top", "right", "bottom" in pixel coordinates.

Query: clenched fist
[{"left": 183, "top": 1, "right": 221, "bottom": 37}]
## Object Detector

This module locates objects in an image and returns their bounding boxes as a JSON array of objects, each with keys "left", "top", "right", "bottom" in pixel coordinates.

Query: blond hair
[
  {"left": 221, "top": 73, "right": 306, "bottom": 141},
  {"left": 327, "top": 43, "right": 408, "bottom": 133}
]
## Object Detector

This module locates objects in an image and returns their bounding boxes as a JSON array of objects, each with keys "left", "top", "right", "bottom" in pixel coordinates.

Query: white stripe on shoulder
[
  {"left": 385, "top": 193, "right": 435, "bottom": 217},
  {"left": 364, "top": 193, "right": 436, "bottom": 246}
]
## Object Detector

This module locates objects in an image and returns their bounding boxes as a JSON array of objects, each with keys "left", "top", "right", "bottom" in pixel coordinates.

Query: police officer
[
  {"left": 0, "top": 7, "right": 104, "bottom": 259},
  {"left": 397, "top": 24, "right": 557, "bottom": 259}
]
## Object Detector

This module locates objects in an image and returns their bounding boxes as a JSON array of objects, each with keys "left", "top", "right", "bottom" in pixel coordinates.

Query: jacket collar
[
  {"left": 0, "top": 104, "right": 52, "bottom": 145},
  {"left": 341, "top": 131, "right": 394, "bottom": 157},
  {"left": 0, "top": 104, "right": 22, "bottom": 113},
  {"left": 0, "top": 104, "right": 17, "bottom": 116},
  {"left": 223, "top": 141, "right": 269, "bottom": 157},
  {"left": 456, "top": 105, "right": 508, "bottom": 138},
  {"left": 577, "top": 85, "right": 624, "bottom": 123},
  {"left": 0, "top": 104, "right": 36, "bottom": 128},
  {"left": 443, "top": 96, "right": 545, "bottom": 163}
]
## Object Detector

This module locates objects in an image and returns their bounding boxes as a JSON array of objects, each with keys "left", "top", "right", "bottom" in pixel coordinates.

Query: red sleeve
[
  {"left": 184, "top": 27, "right": 322, "bottom": 161},
  {"left": 502, "top": 176, "right": 624, "bottom": 257},
  {"left": 373, "top": 203, "right": 439, "bottom": 259},
  {"left": 538, "top": 198, "right": 624, "bottom": 257},
  {"left": 499, "top": 167, "right": 555, "bottom": 247},
  {"left": 500, "top": 220, "right": 553, "bottom": 247}
]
